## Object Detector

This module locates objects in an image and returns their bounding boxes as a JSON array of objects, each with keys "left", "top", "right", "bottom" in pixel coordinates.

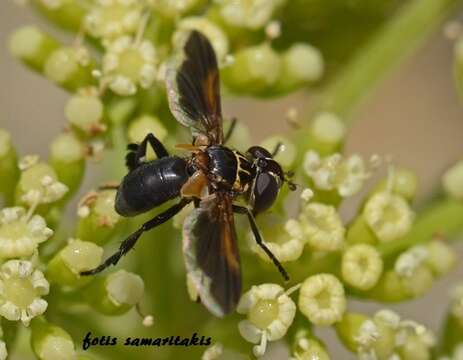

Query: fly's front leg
[
  {"left": 80, "top": 198, "right": 191, "bottom": 276},
  {"left": 233, "top": 205, "right": 289, "bottom": 281}
]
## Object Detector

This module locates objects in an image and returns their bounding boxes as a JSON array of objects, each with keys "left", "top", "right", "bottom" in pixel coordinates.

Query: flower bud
[
  {"left": 31, "top": 317, "right": 77, "bottom": 360},
  {"left": 425, "top": 240, "right": 457, "bottom": 276},
  {"left": 65, "top": 94, "right": 106, "bottom": 137},
  {"left": 363, "top": 192, "right": 414, "bottom": 243},
  {"left": 16, "top": 160, "right": 68, "bottom": 208},
  {"left": 103, "top": 36, "right": 157, "bottom": 96},
  {"left": 76, "top": 190, "right": 123, "bottom": 245},
  {"left": 9, "top": 26, "right": 59, "bottom": 72},
  {"left": 298, "top": 202, "right": 345, "bottom": 251},
  {"left": 0, "top": 129, "right": 19, "bottom": 204},
  {"left": 217, "top": 0, "right": 285, "bottom": 30},
  {"left": 442, "top": 160, "right": 463, "bottom": 201},
  {"left": 307, "top": 112, "right": 346, "bottom": 155},
  {"left": 222, "top": 43, "right": 281, "bottom": 95},
  {"left": 0, "top": 260, "right": 49, "bottom": 326},
  {"left": 49, "top": 132, "right": 85, "bottom": 196},
  {"left": 47, "top": 239, "right": 104, "bottom": 287},
  {"left": 299, "top": 274, "right": 346, "bottom": 326},
  {"left": 237, "top": 283, "right": 296, "bottom": 357},
  {"left": 44, "top": 46, "right": 95, "bottom": 91},
  {"left": 0, "top": 207, "right": 53, "bottom": 259},
  {"left": 274, "top": 43, "right": 324, "bottom": 93},
  {"left": 33, "top": 0, "right": 86, "bottom": 31},
  {"left": 84, "top": 0, "right": 143, "bottom": 40},
  {"left": 373, "top": 168, "right": 418, "bottom": 201},
  {"left": 341, "top": 244, "right": 383, "bottom": 291},
  {"left": 291, "top": 330, "right": 329, "bottom": 360},
  {"left": 84, "top": 270, "right": 144, "bottom": 315}
]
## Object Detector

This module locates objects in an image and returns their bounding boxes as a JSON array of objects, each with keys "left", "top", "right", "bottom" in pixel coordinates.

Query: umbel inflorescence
[{"left": 1, "top": 0, "right": 463, "bottom": 359}]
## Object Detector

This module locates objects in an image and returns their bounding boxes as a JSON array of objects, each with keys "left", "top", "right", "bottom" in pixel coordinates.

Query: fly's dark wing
[
  {"left": 183, "top": 193, "right": 241, "bottom": 317},
  {"left": 166, "top": 30, "right": 223, "bottom": 145}
]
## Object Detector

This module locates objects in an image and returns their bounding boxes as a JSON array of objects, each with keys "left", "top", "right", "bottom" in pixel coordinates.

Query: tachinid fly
[{"left": 81, "top": 31, "right": 295, "bottom": 317}]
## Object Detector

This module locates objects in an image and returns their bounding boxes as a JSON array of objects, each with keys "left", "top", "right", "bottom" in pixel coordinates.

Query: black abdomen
[{"left": 115, "top": 156, "right": 189, "bottom": 216}]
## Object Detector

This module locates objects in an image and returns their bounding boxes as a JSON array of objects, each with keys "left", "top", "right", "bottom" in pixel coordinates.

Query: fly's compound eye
[{"left": 251, "top": 172, "right": 280, "bottom": 213}]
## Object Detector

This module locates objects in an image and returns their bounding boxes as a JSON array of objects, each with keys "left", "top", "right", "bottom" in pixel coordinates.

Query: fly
[{"left": 81, "top": 31, "right": 295, "bottom": 317}]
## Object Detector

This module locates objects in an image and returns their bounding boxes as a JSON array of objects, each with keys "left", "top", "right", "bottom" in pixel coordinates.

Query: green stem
[{"left": 292, "top": 0, "right": 463, "bottom": 157}]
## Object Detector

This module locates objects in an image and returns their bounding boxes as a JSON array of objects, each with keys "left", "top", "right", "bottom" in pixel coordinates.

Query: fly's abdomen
[{"left": 115, "top": 156, "right": 189, "bottom": 216}]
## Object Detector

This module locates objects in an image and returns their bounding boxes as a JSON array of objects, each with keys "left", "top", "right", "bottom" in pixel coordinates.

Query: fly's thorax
[{"left": 205, "top": 146, "right": 254, "bottom": 193}]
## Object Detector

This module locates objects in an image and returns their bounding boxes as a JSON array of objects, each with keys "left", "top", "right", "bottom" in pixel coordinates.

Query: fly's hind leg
[
  {"left": 80, "top": 198, "right": 191, "bottom": 276},
  {"left": 126, "top": 133, "right": 170, "bottom": 171}
]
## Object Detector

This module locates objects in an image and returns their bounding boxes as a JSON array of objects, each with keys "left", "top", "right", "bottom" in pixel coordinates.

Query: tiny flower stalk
[
  {"left": 49, "top": 132, "right": 86, "bottom": 197},
  {"left": 30, "top": 316, "right": 78, "bottom": 360},
  {"left": 8, "top": 26, "right": 59, "bottom": 73},
  {"left": 76, "top": 189, "right": 124, "bottom": 245},
  {"left": 46, "top": 239, "right": 103, "bottom": 287},
  {"left": 44, "top": 46, "right": 96, "bottom": 92},
  {"left": 0, "top": 129, "right": 19, "bottom": 205},
  {"left": 83, "top": 270, "right": 144, "bottom": 315}
]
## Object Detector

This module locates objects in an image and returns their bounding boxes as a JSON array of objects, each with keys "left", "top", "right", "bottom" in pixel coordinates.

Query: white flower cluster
[
  {"left": 102, "top": 35, "right": 158, "bottom": 96},
  {"left": 353, "top": 309, "right": 436, "bottom": 360},
  {"left": 215, "top": 0, "right": 286, "bottom": 29},
  {"left": 303, "top": 151, "right": 374, "bottom": 198}
]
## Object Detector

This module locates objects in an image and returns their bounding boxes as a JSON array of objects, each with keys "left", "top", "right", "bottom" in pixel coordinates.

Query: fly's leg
[
  {"left": 233, "top": 205, "right": 289, "bottom": 281},
  {"left": 80, "top": 198, "right": 191, "bottom": 275},
  {"left": 126, "top": 133, "right": 170, "bottom": 171}
]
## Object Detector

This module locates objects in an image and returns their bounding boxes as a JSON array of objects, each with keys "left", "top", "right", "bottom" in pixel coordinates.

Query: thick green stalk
[{"left": 292, "top": 0, "right": 463, "bottom": 157}]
